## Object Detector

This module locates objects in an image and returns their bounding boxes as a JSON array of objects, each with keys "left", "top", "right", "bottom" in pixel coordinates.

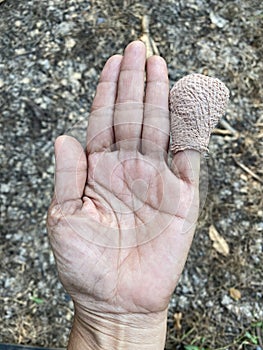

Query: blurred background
[{"left": 0, "top": 0, "right": 262, "bottom": 349}]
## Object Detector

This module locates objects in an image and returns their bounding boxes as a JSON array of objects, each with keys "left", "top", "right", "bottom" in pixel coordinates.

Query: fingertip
[
  {"left": 54, "top": 135, "right": 86, "bottom": 168},
  {"left": 54, "top": 135, "right": 68, "bottom": 156},
  {"left": 54, "top": 135, "right": 81, "bottom": 155},
  {"left": 98, "top": 55, "right": 122, "bottom": 83},
  {"left": 53, "top": 135, "right": 87, "bottom": 204},
  {"left": 105, "top": 54, "right": 123, "bottom": 66},
  {"left": 146, "top": 56, "right": 169, "bottom": 84},
  {"left": 124, "top": 40, "right": 146, "bottom": 57},
  {"left": 147, "top": 55, "right": 167, "bottom": 67},
  {"left": 54, "top": 134, "right": 70, "bottom": 147},
  {"left": 126, "top": 40, "right": 146, "bottom": 49}
]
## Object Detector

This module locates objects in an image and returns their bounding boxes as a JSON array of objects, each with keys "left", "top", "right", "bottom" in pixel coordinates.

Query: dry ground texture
[{"left": 0, "top": 0, "right": 262, "bottom": 349}]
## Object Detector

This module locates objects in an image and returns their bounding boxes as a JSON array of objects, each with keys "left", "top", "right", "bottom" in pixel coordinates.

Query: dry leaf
[
  {"left": 173, "top": 312, "right": 182, "bottom": 331},
  {"left": 229, "top": 287, "right": 241, "bottom": 301},
  {"left": 209, "top": 225, "right": 230, "bottom": 256}
]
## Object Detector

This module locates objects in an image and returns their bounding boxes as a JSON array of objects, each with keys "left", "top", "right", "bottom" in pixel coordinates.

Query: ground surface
[{"left": 0, "top": 0, "right": 262, "bottom": 349}]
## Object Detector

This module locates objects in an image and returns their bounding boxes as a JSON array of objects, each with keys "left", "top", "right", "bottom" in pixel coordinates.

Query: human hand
[{"left": 47, "top": 41, "right": 200, "bottom": 349}]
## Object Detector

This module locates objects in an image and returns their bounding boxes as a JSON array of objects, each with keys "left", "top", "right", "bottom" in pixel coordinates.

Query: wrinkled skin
[{"left": 47, "top": 42, "right": 200, "bottom": 322}]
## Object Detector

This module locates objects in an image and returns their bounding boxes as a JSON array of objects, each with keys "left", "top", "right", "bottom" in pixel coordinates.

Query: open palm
[{"left": 47, "top": 42, "right": 200, "bottom": 320}]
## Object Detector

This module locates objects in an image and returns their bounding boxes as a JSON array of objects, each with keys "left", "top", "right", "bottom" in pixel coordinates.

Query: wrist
[{"left": 68, "top": 306, "right": 167, "bottom": 350}]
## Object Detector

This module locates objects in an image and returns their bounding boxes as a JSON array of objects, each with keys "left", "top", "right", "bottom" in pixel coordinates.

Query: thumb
[
  {"left": 171, "top": 150, "right": 200, "bottom": 186},
  {"left": 53, "top": 135, "right": 87, "bottom": 204},
  {"left": 170, "top": 150, "right": 201, "bottom": 234}
]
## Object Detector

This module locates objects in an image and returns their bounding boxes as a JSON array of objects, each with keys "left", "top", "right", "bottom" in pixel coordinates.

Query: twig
[
  {"left": 256, "top": 323, "right": 263, "bottom": 348},
  {"left": 139, "top": 15, "right": 159, "bottom": 57},
  {"left": 212, "top": 128, "right": 233, "bottom": 135},
  {"left": 255, "top": 115, "right": 263, "bottom": 126},
  {"left": 220, "top": 119, "right": 239, "bottom": 137},
  {"left": 232, "top": 156, "right": 263, "bottom": 184}
]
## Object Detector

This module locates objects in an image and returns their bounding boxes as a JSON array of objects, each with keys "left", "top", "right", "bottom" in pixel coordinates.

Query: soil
[{"left": 0, "top": 0, "right": 262, "bottom": 349}]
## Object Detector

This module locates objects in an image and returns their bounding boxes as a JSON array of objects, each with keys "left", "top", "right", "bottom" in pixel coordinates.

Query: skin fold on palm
[{"left": 47, "top": 41, "right": 201, "bottom": 347}]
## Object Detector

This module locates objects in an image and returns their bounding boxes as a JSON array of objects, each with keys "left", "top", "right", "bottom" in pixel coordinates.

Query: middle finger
[{"left": 114, "top": 41, "right": 146, "bottom": 151}]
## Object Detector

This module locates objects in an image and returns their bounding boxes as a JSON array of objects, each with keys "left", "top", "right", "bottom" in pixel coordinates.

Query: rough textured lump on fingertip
[{"left": 169, "top": 73, "right": 229, "bottom": 154}]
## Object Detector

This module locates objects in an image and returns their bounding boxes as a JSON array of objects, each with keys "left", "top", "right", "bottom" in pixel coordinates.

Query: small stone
[
  {"left": 209, "top": 11, "right": 228, "bottom": 28},
  {"left": 57, "top": 21, "right": 74, "bottom": 36},
  {"left": 221, "top": 295, "right": 232, "bottom": 306},
  {"left": 97, "top": 17, "right": 105, "bottom": 24},
  {"left": 66, "top": 311, "right": 72, "bottom": 321},
  {"left": 68, "top": 112, "right": 76, "bottom": 120},
  {"left": 30, "top": 29, "right": 40, "bottom": 36},
  {"left": 65, "top": 37, "right": 76, "bottom": 49},
  {"left": 71, "top": 72, "right": 82, "bottom": 80},
  {"left": 206, "top": 301, "right": 214, "bottom": 308},
  {"left": 1, "top": 184, "right": 10, "bottom": 193},
  {"left": 39, "top": 59, "right": 51, "bottom": 70},
  {"left": 0, "top": 79, "right": 4, "bottom": 88},
  {"left": 15, "top": 48, "right": 26, "bottom": 55},
  {"left": 21, "top": 77, "right": 30, "bottom": 84},
  {"left": 60, "top": 78, "right": 68, "bottom": 86},
  {"left": 178, "top": 295, "right": 188, "bottom": 308},
  {"left": 240, "top": 173, "right": 248, "bottom": 181},
  {"left": 36, "top": 20, "right": 43, "bottom": 28},
  {"left": 14, "top": 20, "right": 22, "bottom": 27}
]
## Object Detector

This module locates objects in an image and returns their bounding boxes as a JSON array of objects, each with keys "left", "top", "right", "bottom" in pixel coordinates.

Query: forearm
[{"left": 68, "top": 308, "right": 167, "bottom": 350}]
